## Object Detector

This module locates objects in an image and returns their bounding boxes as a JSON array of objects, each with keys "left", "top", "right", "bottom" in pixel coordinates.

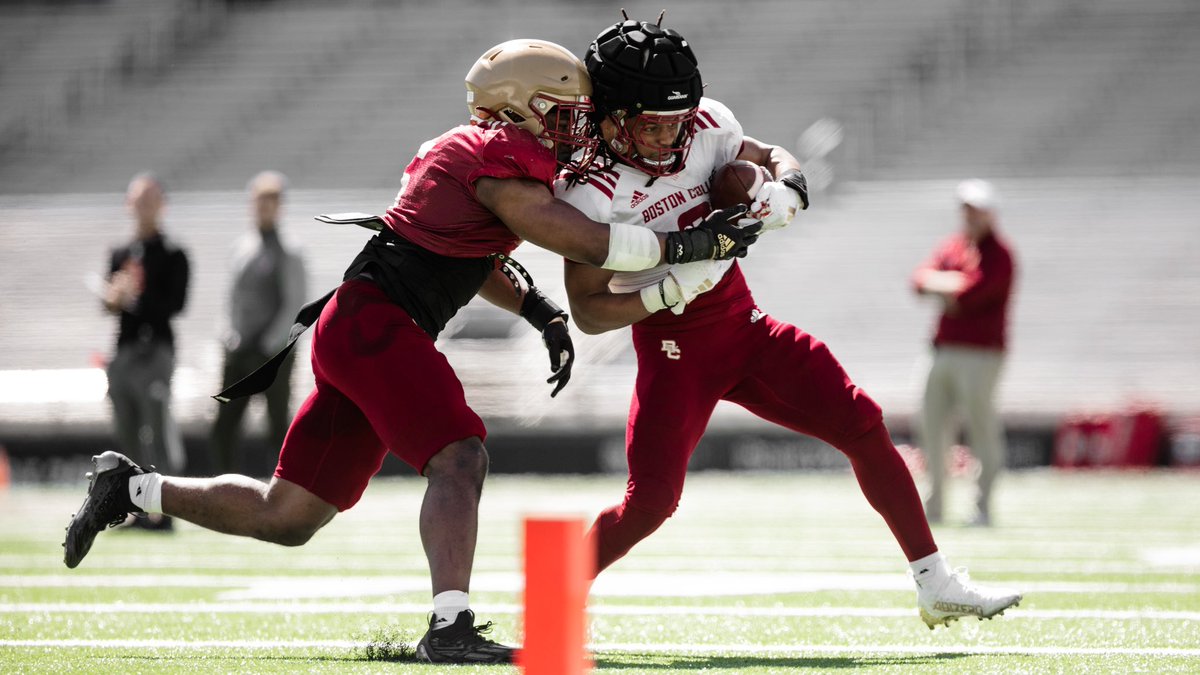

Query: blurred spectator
[
  {"left": 209, "top": 171, "right": 307, "bottom": 475},
  {"left": 102, "top": 172, "right": 189, "bottom": 529},
  {"left": 912, "top": 179, "right": 1017, "bottom": 526}
]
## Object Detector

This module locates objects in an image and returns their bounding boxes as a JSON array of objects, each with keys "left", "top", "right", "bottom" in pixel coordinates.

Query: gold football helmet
[{"left": 465, "top": 39, "right": 598, "bottom": 172}]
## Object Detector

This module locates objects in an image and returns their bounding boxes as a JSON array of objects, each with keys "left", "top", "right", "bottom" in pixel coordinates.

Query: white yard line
[
  {"left": 599, "top": 643, "right": 1200, "bottom": 657},
  {"left": 1, "top": 573, "right": 1196, "bottom": 597},
  {"left": 1, "top": 638, "right": 1198, "bottom": 658},
  {"left": 2, "top": 601, "right": 1200, "bottom": 622},
  {"left": 4, "top": 554, "right": 1192, "bottom": 574}
]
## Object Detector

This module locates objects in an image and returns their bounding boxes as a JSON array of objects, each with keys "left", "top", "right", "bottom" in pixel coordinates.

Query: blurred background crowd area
[{"left": 1, "top": 0, "right": 1198, "bottom": 476}]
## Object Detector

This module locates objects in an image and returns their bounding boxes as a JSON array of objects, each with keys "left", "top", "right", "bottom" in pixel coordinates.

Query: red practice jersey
[
  {"left": 383, "top": 121, "right": 558, "bottom": 258},
  {"left": 920, "top": 231, "right": 1016, "bottom": 350}
]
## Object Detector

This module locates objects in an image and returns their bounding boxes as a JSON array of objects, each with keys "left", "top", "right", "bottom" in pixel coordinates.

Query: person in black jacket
[{"left": 102, "top": 172, "right": 189, "bottom": 528}]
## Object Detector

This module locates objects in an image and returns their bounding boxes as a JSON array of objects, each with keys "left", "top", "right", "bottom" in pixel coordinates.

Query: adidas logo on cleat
[{"left": 933, "top": 601, "right": 983, "bottom": 615}]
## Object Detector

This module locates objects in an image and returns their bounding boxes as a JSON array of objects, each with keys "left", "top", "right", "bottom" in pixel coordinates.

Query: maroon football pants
[
  {"left": 274, "top": 280, "right": 486, "bottom": 511},
  {"left": 589, "top": 311, "right": 936, "bottom": 575}
]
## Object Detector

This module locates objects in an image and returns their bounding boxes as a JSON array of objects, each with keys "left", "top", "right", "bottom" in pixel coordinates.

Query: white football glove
[
  {"left": 640, "top": 259, "right": 731, "bottom": 315},
  {"left": 750, "top": 181, "right": 803, "bottom": 232},
  {"left": 672, "top": 258, "right": 731, "bottom": 306}
]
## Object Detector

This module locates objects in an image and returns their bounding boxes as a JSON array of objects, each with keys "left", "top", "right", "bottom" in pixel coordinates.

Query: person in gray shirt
[{"left": 210, "top": 171, "right": 307, "bottom": 474}]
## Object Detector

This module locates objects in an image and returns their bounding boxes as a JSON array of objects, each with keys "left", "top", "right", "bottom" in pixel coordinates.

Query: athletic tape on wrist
[
  {"left": 604, "top": 222, "right": 661, "bottom": 271},
  {"left": 639, "top": 276, "right": 682, "bottom": 313}
]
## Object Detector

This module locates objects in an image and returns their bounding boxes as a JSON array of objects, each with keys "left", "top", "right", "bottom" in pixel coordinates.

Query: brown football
[{"left": 709, "top": 160, "right": 772, "bottom": 209}]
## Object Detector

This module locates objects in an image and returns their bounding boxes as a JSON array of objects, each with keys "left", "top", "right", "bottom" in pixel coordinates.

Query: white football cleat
[{"left": 915, "top": 567, "right": 1022, "bottom": 629}]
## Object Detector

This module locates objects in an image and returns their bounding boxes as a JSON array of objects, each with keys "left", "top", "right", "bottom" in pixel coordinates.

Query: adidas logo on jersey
[{"left": 631, "top": 190, "right": 649, "bottom": 208}]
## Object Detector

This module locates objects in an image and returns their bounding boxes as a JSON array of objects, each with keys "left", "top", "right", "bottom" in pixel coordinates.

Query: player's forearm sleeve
[{"left": 602, "top": 222, "right": 661, "bottom": 271}]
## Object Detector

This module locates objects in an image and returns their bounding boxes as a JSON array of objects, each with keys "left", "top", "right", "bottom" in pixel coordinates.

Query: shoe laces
[
  {"left": 428, "top": 613, "right": 500, "bottom": 643},
  {"left": 913, "top": 566, "right": 972, "bottom": 594},
  {"left": 470, "top": 620, "right": 498, "bottom": 640},
  {"left": 946, "top": 567, "right": 1003, "bottom": 602}
]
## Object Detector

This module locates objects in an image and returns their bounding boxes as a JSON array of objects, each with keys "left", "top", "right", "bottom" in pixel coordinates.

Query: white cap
[
  {"left": 956, "top": 179, "right": 997, "bottom": 210},
  {"left": 248, "top": 170, "right": 288, "bottom": 195}
]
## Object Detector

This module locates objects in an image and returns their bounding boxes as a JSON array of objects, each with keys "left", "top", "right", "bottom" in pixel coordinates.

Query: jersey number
[{"left": 676, "top": 202, "right": 713, "bottom": 231}]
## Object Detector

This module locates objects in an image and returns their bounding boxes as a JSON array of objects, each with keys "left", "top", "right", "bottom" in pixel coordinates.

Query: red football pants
[
  {"left": 274, "top": 280, "right": 486, "bottom": 511},
  {"left": 589, "top": 311, "right": 936, "bottom": 574}
]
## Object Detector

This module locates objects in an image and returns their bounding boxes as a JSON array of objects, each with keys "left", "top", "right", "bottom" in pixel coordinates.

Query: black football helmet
[{"left": 585, "top": 18, "right": 704, "bottom": 176}]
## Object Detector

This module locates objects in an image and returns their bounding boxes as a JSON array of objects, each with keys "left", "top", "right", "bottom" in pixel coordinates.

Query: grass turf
[{"left": 1, "top": 468, "right": 1198, "bottom": 672}]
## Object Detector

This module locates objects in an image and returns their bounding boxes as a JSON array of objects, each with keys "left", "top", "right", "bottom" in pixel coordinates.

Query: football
[{"left": 709, "top": 160, "right": 772, "bottom": 210}]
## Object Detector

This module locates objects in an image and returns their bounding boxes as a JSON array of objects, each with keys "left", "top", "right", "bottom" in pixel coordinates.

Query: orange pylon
[
  {"left": 0, "top": 445, "right": 11, "bottom": 489},
  {"left": 518, "top": 517, "right": 593, "bottom": 674}
]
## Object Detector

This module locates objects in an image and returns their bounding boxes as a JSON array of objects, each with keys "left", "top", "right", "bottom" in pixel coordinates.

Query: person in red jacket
[{"left": 912, "top": 179, "right": 1017, "bottom": 527}]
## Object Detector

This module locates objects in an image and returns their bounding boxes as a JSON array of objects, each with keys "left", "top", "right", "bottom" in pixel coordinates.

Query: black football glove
[
  {"left": 540, "top": 318, "right": 574, "bottom": 397},
  {"left": 664, "top": 204, "right": 763, "bottom": 264},
  {"left": 520, "top": 287, "right": 574, "bottom": 398},
  {"left": 778, "top": 169, "right": 810, "bottom": 210}
]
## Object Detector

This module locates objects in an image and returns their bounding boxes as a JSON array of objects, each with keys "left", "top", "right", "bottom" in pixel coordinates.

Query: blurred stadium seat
[
  {"left": 1, "top": 0, "right": 1198, "bottom": 470},
  {"left": 4, "top": 0, "right": 1200, "bottom": 191}
]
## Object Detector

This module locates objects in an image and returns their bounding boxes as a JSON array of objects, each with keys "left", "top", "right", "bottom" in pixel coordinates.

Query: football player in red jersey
[
  {"left": 63, "top": 39, "right": 762, "bottom": 664},
  {"left": 555, "top": 17, "right": 1022, "bottom": 630}
]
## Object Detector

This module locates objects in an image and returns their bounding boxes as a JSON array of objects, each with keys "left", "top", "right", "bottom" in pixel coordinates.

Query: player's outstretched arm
[
  {"left": 477, "top": 267, "right": 574, "bottom": 397},
  {"left": 476, "top": 177, "right": 761, "bottom": 270},
  {"left": 477, "top": 176, "right": 621, "bottom": 267}
]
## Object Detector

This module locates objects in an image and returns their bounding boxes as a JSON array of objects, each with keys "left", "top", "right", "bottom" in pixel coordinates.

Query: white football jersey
[{"left": 555, "top": 97, "right": 745, "bottom": 294}]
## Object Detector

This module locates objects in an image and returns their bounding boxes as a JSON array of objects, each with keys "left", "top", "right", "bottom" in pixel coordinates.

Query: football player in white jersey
[{"left": 555, "top": 15, "right": 1022, "bottom": 630}]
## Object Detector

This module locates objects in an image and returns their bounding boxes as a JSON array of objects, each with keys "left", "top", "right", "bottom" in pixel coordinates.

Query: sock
[
  {"left": 910, "top": 551, "right": 948, "bottom": 589},
  {"left": 128, "top": 473, "right": 162, "bottom": 514},
  {"left": 431, "top": 590, "right": 469, "bottom": 630}
]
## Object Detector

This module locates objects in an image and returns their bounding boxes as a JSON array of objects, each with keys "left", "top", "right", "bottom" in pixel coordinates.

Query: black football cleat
[
  {"left": 415, "top": 610, "right": 516, "bottom": 664},
  {"left": 63, "top": 452, "right": 146, "bottom": 568}
]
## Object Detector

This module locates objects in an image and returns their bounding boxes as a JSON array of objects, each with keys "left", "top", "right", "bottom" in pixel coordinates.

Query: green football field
[{"left": 2, "top": 467, "right": 1198, "bottom": 673}]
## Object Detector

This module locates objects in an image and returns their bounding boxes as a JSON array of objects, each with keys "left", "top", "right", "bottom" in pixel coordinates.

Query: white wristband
[
  {"left": 603, "top": 222, "right": 661, "bottom": 271},
  {"left": 640, "top": 276, "right": 683, "bottom": 313}
]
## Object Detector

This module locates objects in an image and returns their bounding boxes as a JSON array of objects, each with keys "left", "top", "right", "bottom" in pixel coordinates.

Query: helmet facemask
[
  {"left": 605, "top": 108, "right": 697, "bottom": 177},
  {"left": 532, "top": 94, "right": 599, "bottom": 175},
  {"left": 465, "top": 39, "right": 599, "bottom": 176},
  {"left": 474, "top": 94, "right": 598, "bottom": 175}
]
